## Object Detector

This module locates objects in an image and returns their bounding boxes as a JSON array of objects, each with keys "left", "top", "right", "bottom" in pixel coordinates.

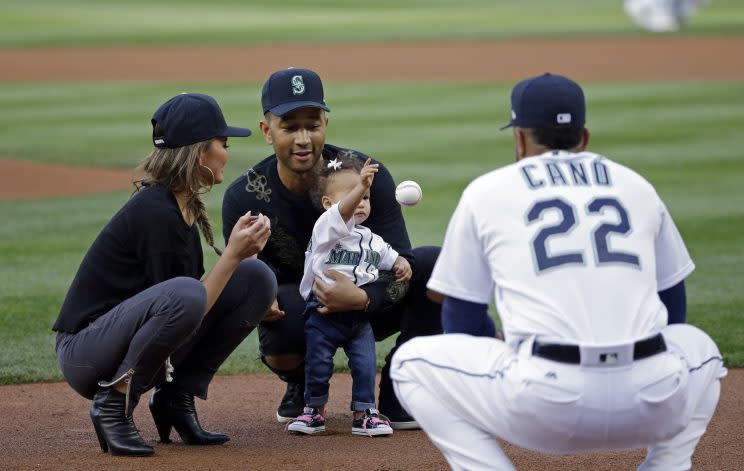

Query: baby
[{"left": 288, "top": 156, "right": 411, "bottom": 436}]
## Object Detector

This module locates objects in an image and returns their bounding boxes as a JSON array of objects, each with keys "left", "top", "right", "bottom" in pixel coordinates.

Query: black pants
[
  {"left": 56, "top": 259, "right": 276, "bottom": 408},
  {"left": 258, "top": 246, "right": 442, "bottom": 404}
]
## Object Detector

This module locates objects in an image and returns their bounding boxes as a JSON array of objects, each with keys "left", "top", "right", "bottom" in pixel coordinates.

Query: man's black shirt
[{"left": 222, "top": 144, "right": 412, "bottom": 310}]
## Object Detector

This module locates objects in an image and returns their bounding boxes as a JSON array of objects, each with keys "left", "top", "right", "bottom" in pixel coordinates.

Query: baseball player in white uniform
[{"left": 390, "top": 73, "right": 726, "bottom": 470}]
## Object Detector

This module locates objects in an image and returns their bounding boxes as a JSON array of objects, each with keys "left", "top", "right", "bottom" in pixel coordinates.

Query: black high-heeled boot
[
  {"left": 90, "top": 389, "right": 154, "bottom": 456},
  {"left": 149, "top": 387, "right": 229, "bottom": 445}
]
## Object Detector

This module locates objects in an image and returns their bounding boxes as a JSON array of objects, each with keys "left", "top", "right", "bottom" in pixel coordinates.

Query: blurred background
[{"left": 1, "top": 0, "right": 743, "bottom": 384}]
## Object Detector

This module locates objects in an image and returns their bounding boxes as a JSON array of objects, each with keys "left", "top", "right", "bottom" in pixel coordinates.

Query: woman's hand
[
  {"left": 224, "top": 211, "right": 271, "bottom": 261},
  {"left": 393, "top": 256, "right": 412, "bottom": 283},
  {"left": 312, "top": 269, "right": 369, "bottom": 315}
]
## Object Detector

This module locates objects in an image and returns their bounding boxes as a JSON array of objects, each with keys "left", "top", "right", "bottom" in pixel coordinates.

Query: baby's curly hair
[{"left": 309, "top": 154, "right": 365, "bottom": 212}]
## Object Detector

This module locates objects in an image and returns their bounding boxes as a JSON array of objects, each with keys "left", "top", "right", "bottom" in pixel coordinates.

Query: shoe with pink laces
[
  {"left": 287, "top": 407, "right": 326, "bottom": 435},
  {"left": 352, "top": 408, "right": 393, "bottom": 437}
]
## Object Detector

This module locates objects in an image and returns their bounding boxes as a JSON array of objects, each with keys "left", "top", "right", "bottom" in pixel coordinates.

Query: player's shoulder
[
  {"left": 463, "top": 150, "right": 660, "bottom": 199},
  {"left": 463, "top": 162, "right": 516, "bottom": 198},
  {"left": 584, "top": 151, "right": 658, "bottom": 195}
]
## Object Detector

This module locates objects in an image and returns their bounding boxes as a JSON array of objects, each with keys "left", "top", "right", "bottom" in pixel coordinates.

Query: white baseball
[{"left": 395, "top": 180, "right": 422, "bottom": 206}]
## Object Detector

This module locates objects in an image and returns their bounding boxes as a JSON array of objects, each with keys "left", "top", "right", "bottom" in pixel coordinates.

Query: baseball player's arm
[
  {"left": 441, "top": 296, "right": 496, "bottom": 338},
  {"left": 658, "top": 280, "right": 686, "bottom": 324},
  {"left": 654, "top": 199, "right": 695, "bottom": 290},
  {"left": 426, "top": 187, "right": 494, "bottom": 304},
  {"left": 653, "top": 197, "right": 692, "bottom": 325}
]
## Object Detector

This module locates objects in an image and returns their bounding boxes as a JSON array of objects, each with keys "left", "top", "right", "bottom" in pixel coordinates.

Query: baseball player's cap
[
  {"left": 261, "top": 68, "right": 330, "bottom": 117},
  {"left": 500, "top": 73, "right": 585, "bottom": 130},
  {"left": 151, "top": 93, "right": 251, "bottom": 149}
]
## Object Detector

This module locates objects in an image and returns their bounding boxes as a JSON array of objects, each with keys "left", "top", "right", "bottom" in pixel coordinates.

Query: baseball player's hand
[
  {"left": 312, "top": 269, "right": 369, "bottom": 314},
  {"left": 360, "top": 158, "right": 379, "bottom": 188},
  {"left": 261, "top": 298, "right": 285, "bottom": 323},
  {"left": 392, "top": 256, "right": 412, "bottom": 283},
  {"left": 225, "top": 211, "right": 271, "bottom": 260}
]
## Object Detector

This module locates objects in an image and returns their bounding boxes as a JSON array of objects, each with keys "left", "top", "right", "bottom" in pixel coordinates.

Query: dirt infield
[
  {"left": 1, "top": 371, "right": 741, "bottom": 470},
  {"left": 0, "top": 159, "right": 137, "bottom": 200},
  {"left": 2, "top": 37, "right": 742, "bottom": 469},
  {"left": 2, "top": 37, "right": 744, "bottom": 82}
]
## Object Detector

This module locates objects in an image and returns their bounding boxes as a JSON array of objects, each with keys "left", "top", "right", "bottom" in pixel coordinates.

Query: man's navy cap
[
  {"left": 500, "top": 73, "right": 585, "bottom": 130},
  {"left": 151, "top": 93, "right": 251, "bottom": 149},
  {"left": 261, "top": 68, "right": 330, "bottom": 117}
]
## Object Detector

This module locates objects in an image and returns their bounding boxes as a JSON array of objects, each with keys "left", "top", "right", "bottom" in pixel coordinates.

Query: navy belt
[{"left": 531, "top": 333, "right": 666, "bottom": 365}]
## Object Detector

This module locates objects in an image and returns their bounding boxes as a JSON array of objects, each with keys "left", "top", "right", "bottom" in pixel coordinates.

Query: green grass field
[
  {"left": 1, "top": 0, "right": 743, "bottom": 46},
  {"left": 1, "top": 1, "right": 743, "bottom": 384}
]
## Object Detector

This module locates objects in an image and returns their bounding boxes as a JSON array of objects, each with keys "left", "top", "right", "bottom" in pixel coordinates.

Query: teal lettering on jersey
[
  {"left": 364, "top": 250, "right": 381, "bottom": 268},
  {"left": 326, "top": 246, "right": 362, "bottom": 266}
]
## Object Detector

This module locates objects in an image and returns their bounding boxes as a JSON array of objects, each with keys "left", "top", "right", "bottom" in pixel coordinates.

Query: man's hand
[
  {"left": 312, "top": 269, "right": 369, "bottom": 315},
  {"left": 392, "top": 256, "right": 412, "bottom": 283},
  {"left": 262, "top": 298, "right": 285, "bottom": 323}
]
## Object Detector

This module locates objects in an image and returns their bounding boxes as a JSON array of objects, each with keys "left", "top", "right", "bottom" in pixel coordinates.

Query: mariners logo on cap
[{"left": 291, "top": 75, "right": 305, "bottom": 96}]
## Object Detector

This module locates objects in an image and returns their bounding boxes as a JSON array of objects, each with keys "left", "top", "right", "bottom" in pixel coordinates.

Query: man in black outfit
[{"left": 222, "top": 68, "right": 442, "bottom": 428}]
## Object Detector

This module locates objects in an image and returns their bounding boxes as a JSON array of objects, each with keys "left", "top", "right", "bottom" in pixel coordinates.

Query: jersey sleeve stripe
[
  {"left": 426, "top": 278, "right": 492, "bottom": 305},
  {"left": 657, "top": 260, "right": 695, "bottom": 292}
]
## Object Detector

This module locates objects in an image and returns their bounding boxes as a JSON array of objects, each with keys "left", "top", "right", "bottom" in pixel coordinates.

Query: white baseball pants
[{"left": 391, "top": 324, "right": 726, "bottom": 471}]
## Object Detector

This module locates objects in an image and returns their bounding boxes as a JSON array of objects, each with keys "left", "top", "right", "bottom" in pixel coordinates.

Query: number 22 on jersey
[{"left": 526, "top": 196, "right": 640, "bottom": 273}]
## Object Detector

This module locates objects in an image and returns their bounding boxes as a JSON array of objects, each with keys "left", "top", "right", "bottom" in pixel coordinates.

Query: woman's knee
[{"left": 166, "top": 276, "right": 207, "bottom": 329}]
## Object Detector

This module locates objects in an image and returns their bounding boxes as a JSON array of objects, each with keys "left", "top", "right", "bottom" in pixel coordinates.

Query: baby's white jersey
[
  {"left": 428, "top": 150, "right": 694, "bottom": 345},
  {"left": 300, "top": 203, "right": 399, "bottom": 300}
]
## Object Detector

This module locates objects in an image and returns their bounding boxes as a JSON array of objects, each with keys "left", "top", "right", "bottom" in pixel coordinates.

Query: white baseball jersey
[
  {"left": 394, "top": 150, "right": 724, "bottom": 471},
  {"left": 428, "top": 150, "right": 694, "bottom": 345},
  {"left": 300, "top": 203, "right": 398, "bottom": 300}
]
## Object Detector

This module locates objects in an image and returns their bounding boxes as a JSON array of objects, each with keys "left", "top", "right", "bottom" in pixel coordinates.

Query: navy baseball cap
[
  {"left": 151, "top": 93, "right": 252, "bottom": 148},
  {"left": 500, "top": 73, "right": 585, "bottom": 130},
  {"left": 261, "top": 68, "right": 330, "bottom": 117}
]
